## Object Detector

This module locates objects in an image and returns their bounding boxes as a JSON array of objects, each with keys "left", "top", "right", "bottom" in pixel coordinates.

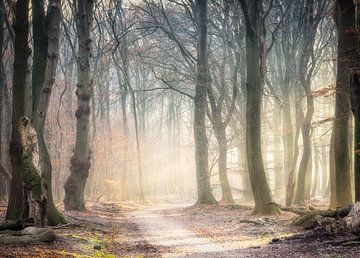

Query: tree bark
[
  {"left": 194, "top": 0, "right": 217, "bottom": 204},
  {"left": 239, "top": 0, "right": 278, "bottom": 215},
  {"left": 331, "top": 0, "right": 354, "bottom": 208},
  {"left": 294, "top": 85, "right": 314, "bottom": 203},
  {"left": 6, "top": 0, "right": 30, "bottom": 221},
  {"left": 32, "top": 0, "right": 66, "bottom": 225},
  {"left": 214, "top": 126, "right": 235, "bottom": 204},
  {"left": 64, "top": 0, "right": 94, "bottom": 211}
]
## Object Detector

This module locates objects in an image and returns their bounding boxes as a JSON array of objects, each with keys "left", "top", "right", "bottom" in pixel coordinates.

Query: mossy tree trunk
[
  {"left": 19, "top": 117, "right": 47, "bottom": 226},
  {"left": 6, "top": 0, "right": 30, "bottom": 221},
  {"left": 64, "top": 0, "right": 94, "bottom": 211},
  {"left": 238, "top": 0, "right": 278, "bottom": 215},
  {"left": 194, "top": 0, "right": 217, "bottom": 205}
]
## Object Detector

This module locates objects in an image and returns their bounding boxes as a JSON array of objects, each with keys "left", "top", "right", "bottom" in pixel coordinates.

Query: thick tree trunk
[
  {"left": 352, "top": 72, "right": 360, "bottom": 202},
  {"left": 239, "top": 0, "right": 278, "bottom": 215},
  {"left": 64, "top": 0, "right": 94, "bottom": 211},
  {"left": 194, "top": 0, "right": 216, "bottom": 204},
  {"left": 329, "top": 130, "right": 337, "bottom": 209},
  {"left": 0, "top": 0, "right": 10, "bottom": 197},
  {"left": 6, "top": 0, "right": 30, "bottom": 221},
  {"left": 31, "top": 0, "right": 47, "bottom": 115},
  {"left": 19, "top": 118, "right": 47, "bottom": 226},
  {"left": 32, "top": 0, "right": 66, "bottom": 225},
  {"left": 331, "top": 0, "right": 354, "bottom": 208}
]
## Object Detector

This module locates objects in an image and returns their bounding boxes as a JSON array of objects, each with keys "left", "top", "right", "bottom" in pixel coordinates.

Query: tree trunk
[
  {"left": 6, "top": 0, "right": 30, "bottom": 221},
  {"left": 294, "top": 87, "right": 314, "bottom": 203},
  {"left": 311, "top": 144, "right": 320, "bottom": 198},
  {"left": 194, "top": 0, "right": 216, "bottom": 204},
  {"left": 19, "top": 118, "right": 47, "bottom": 226},
  {"left": 352, "top": 71, "right": 360, "bottom": 202},
  {"left": 0, "top": 0, "right": 10, "bottom": 196},
  {"left": 214, "top": 126, "right": 235, "bottom": 204},
  {"left": 31, "top": 0, "right": 47, "bottom": 115},
  {"left": 282, "top": 82, "right": 294, "bottom": 205},
  {"left": 320, "top": 141, "right": 328, "bottom": 197},
  {"left": 332, "top": 0, "right": 355, "bottom": 207},
  {"left": 273, "top": 105, "right": 283, "bottom": 198},
  {"left": 32, "top": 0, "right": 66, "bottom": 225},
  {"left": 64, "top": 0, "right": 94, "bottom": 211},
  {"left": 239, "top": 0, "right": 278, "bottom": 215},
  {"left": 286, "top": 87, "right": 301, "bottom": 206}
]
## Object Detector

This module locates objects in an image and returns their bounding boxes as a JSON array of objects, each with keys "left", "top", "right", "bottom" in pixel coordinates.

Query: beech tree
[
  {"left": 64, "top": 0, "right": 95, "bottom": 210},
  {"left": 194, "top": 0, "right": 217, "bottom": 204},
  {"left": 31, "top": 0, "right": 65, "bottom": 225},
  {"left": 237, "top": 0, "right": 278, "bottom": 215},
  {"left": 6, "top": 0, "right": 30, "bottom": 220},
  {"left": 332, "top": 0, "right": 355, "bottom": 208}
]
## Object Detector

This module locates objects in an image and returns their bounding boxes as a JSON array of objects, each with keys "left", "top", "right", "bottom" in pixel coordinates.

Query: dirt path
[{"left": 127, "top": 204, "right": 234, "bottom": 257}]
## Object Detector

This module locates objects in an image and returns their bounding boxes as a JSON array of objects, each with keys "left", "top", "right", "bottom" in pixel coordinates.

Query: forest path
[{"left": 126, "top": 203, "right": 234, "bottom": 257}]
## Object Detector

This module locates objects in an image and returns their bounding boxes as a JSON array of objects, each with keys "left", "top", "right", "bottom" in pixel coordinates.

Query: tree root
[
  {"left": 291, "top": 206, "right": 351, "bottom": 228},
  {"left": 0, "top": 218, "right": 34, "bottom": 231},
  {"left": 0, "top": 227, "right": 55, "bottom": 244},
  {"left": 267, "top": 202, "right": 314, "bottom": 215}
]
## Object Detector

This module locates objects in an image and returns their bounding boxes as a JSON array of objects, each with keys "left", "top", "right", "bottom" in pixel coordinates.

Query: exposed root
[{"left": 0, "top": 227, "right": 55, "bottom": 244}]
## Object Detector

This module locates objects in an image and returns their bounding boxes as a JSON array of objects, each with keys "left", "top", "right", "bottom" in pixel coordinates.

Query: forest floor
[{"left": 1, "top": 199, "right": 360, "bottom": 257}]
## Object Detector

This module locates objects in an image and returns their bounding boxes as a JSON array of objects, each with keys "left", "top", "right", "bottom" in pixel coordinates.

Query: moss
[
  {"left": 22, "top": 153, "right": 43, "bottom": 201},
  {"left": 93, "top": 251, "right": 114, "bottom": 258}
]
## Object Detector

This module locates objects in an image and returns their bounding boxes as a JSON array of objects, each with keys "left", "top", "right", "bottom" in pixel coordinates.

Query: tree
[
  {"left": 64, "top": 0, "right": 94, "bottom": 210},
  {"left": 293, "top": 0, "right": 330, "bottom": 204},
  {"left": 6, "top": 0, "right": 30, "bottom": 220},
  {"left": 238, "top": 0, "right": 278, "bottom": 215},
  {"left": 194, "top": 0, "right": 217, "bottom": 204},
  {"left": 349, "top": 1, "right": 360, "bottom": 203},
  {"left": 31, "top": 0, "right": 66, "bottom": 224},
  {"left": 0, "top": 0, "right": 11, "bottom": 193},
  {"left": 331, "top": 0, "right": 354, "bottom": 208}
]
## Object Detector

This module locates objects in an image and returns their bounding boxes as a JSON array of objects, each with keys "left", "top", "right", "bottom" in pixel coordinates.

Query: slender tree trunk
[
  {"left": 311, "top": 144, "right": 320, "bottom": 198},
  {"left": 214, "top": 126, "right": 235, "bottom": 204},
  {"left": 294, "top": 85, "right": 314, "bottom": 203},
  {"left": 320, "top": 142, "right": 328, "bottom": 197},
  {"left": 130, "top": 89, "right": 145, "bottom": 201},
  {"left": 6, "top": 0, "right": 30, "bottom": 220},
  {"left": 282, "top": 84, "right": 294, "bottom": 205},
  {"left": 273, "top": 105, "right": 283, "bottom": 198},
  {"left": 286, "top": 87, "right": 301, "bottom": 206},
  {"left": 64, "top": 0, "right": 94, "bottom": 211},
  {"left": 194, "top": 0, "right": 216, "bottom": 204}
]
